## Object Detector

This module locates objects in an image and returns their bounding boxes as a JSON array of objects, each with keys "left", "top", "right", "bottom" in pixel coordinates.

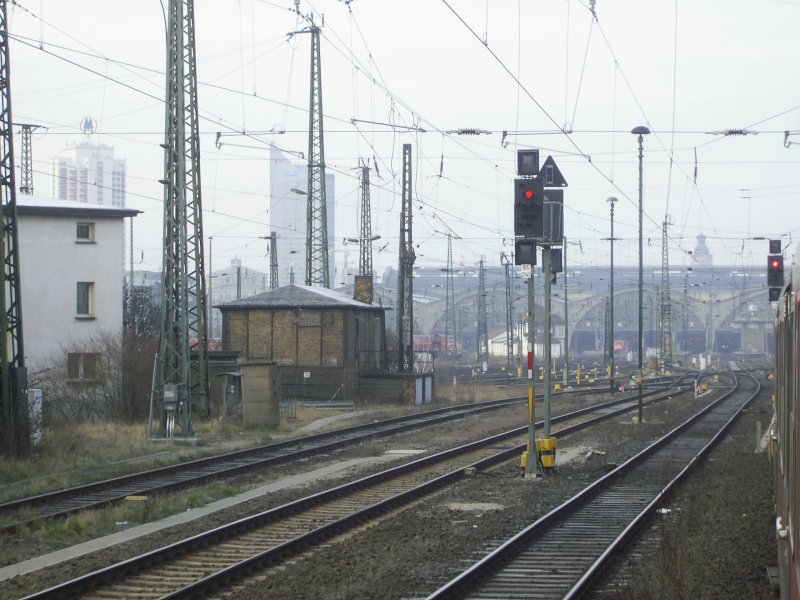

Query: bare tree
[
  {"left": 124, "top": 283, "right": 160, "bottom": 339},
  {"left": 32, "top": 285, "right": 161, "bottom": 423}
]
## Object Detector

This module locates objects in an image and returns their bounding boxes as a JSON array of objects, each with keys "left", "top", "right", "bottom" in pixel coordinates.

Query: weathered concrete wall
[{"left": 238, "top": 359, "right": 278, "bottom": 427}]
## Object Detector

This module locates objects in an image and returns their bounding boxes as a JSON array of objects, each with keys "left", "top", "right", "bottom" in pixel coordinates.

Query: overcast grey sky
[{"left": 8, "top": 0, "right": 800, "bottom": 279}]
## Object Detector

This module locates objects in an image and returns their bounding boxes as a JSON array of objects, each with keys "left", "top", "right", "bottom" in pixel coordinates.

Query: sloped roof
[
  {"left": 15, "top": 194, "right": 140, "bottom": 218},
  {"left": 216, "top": 284, "right": 385, "bottom": 311}
]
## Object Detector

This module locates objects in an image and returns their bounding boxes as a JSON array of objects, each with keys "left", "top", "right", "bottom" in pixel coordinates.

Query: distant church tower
[{"left": 692, "top": 232, "right": 713, "bottom": 267}]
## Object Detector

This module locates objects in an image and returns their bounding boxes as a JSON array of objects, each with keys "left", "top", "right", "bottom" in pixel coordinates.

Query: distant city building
[
  {"left": 128, "top": 269, "right": 162, "bottom": 291},
  {"left": 269, "top": 144, "right": 335, "bottom": 287},
  {"left": 52, "top": 142, "right": 126, "bottom": 207},
  {"left": 692, "top": 232, "right": 713, "bottom": 267},
  {"left": 208, "top": 258, "right": 269, "bottom": 338},
  {"left": 16, "top": 195, "right": 139, "bottom": 374},
  {"left": 127, "top": 259, "right": 270, "bottom": 340}
]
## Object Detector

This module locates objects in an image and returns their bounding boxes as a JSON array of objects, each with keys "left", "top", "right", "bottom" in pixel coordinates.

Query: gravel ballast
[{"left": 0, "top": 380, "right": 777, "bottom": 599}]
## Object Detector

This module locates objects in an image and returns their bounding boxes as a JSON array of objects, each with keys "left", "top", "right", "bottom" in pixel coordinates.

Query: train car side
[{"left": 774, "top": 245, "right": 800, "bottom": 600}]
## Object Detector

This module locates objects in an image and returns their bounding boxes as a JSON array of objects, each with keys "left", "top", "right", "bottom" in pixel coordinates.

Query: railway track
[
  {"left": 0, "top": 394, "right": 530, "bottom": 533},
  {"left": 424, "top": 370, "right": 759, "bottom": 600},
  {"left": 17, "top": 378, "right": 697, "bottom": 600},
  {"left": 0, "top": 378, "right": 685, "bottom": 534}
]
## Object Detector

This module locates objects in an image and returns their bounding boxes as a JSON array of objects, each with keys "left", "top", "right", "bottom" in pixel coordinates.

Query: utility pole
[
  {"left": 292, "top": 13, "right": 330, "bottom": 288},
  {"left": 524, "top": 262, "right": 538, "bottom": 477},
  {"left": 603, "top": 298, "right": 609, "bottom": 368},
  {"left": 660, "top": 216, "right": 673, "bottom": 371},
  {"left": 208, "top": 236, "right": 213, "bottom": 338},
  {"left": 446, "top": 232, "right": 455, "bottom": 356},
  {"left": 347, "top": 162, "right": 379, "bottom": 303},
  {"left": 269, "top": 231, "right": 278, "bottom": 289},
  {"left": 683, "top": 269, "right": 689, "bottom": 364},
  {"left": 503, "top": 253, "right": 513, "bottom": 380},
  {"left": 126, "top": 218, "right": 134, "bottom": 333},
  {"left": 397, "top": 144, "right": 414, "bottom": 372},
  {"left": 707, "top": 268, "right": 714, "bottom": 355},
  {"left": 357, "top": 163, "right": 373, "bottom": 279},
  {"left": 157, "top": 0, "right": 209, "bottom": 437},
  {"left": 606, "top": 197, "right": 618, "bottom": 392},
  {"left": 18, "top": 123, "right": 40, "bottom": 195},
  {"left": 477, "top": 257, "right": 489, "bottom": 366},
  {"left": 632, "top": 125, "right": 650, "bottom": 424},
  {"left": 542, "top": 246, "right": 553, "bottom": 440},
  {"left": 0, "top": 1, "right": 28, "bottom": 457},
  {"left": 562, "top": 236, "right": 569, "bottom": 386},
  {"left": 129, "top": 220, "right": 134, "bottom": 289}
]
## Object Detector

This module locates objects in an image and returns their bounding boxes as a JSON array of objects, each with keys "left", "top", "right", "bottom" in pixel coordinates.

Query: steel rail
[
  {"left": 0, "top": 377, "right": 685, "bottom": 534},
  {"left": 564, "top": 370, "right": 760, "bottom": 598},
  {"left": 21, "top": 380, "right": 695, "bottom": 600},
  {"left": 423, "top": 370, "right": 756, "bottom": 600},
  {"left": 0, "top": 394, "right": 533, "bottom": 531}
]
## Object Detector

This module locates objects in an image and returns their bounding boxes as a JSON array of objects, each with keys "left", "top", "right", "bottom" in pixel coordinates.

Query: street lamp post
[
  {"left": 631, "top": 125, "right": 650, "bottom": 424},
  {"left": 606, "top": 196, "right": 618, "bottom": 393}
]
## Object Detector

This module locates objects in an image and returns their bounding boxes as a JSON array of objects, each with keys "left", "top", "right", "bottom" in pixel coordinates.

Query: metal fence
[{"left": 277, "top": 365, "right": 346, "bottom": 403}]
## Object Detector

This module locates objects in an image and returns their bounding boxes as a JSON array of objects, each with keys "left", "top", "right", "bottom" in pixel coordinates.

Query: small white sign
[
  {"left": 521, "top": 264, "right": 531, "bottom": 279},
  {"left": 303, "top": 371, "right": 311, "bottom": 379}
]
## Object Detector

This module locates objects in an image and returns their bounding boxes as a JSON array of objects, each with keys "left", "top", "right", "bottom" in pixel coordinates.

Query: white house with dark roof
[{"left": 15, "top": 195, "right": 139, "bottom": 376}]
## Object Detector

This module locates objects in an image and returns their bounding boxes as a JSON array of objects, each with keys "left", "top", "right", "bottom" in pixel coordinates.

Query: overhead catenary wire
[
  {"left": 12, "top": 0, "right": 794, "bottom": 271},
  {"left": 440, "top": 0, "right": 675, "bottom": 241}
]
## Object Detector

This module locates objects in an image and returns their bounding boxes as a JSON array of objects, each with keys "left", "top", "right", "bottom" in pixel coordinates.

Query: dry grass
[
  {"left": 0, "top": 422, "right": 176, "bottom": 500},
  {"left": 0, "top": 402, "right": 408, "bottom": 501},
  {"left": 0, "top": 479, "right": 241, "bottom": 566},
  {"left": 0, "top": 383, "right": 519, "bottom": 502}
]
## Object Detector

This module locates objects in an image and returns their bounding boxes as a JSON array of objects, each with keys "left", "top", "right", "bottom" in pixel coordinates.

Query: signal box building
[{"left": 217, "top": 285, "right": 387, "bottom": 402}]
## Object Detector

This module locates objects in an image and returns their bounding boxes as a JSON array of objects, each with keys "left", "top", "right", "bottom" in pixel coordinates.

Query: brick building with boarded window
[{"left": 217, "top": 285, "right": 387, "bottom": 402}]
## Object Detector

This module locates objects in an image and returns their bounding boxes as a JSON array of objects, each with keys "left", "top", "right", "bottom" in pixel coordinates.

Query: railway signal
[
  {"left": 768, "top": 255, "right": 784, "bottom": 287},
  {"left": 515, "top": 150, "right": 568, "bottom": 478},
  {"left": 768, "top": 239, "right": 784, "bottom": 301},
  {"left": 517, "top": 148, "right": 540, "bottom": 176},
  {"left": 767, "top": 256, "right": 783, "bottom": 287},
  {"left": 514, "top": 177, "right": 544, "bottom": 240}
]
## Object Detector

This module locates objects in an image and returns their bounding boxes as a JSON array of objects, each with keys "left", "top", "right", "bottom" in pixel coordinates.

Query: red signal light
[
  {"left": 524, "top": 189, "right": 534, "bottom": 200},
  {"left": 768, "top": 254, "right": 785, "bottom": 289}
]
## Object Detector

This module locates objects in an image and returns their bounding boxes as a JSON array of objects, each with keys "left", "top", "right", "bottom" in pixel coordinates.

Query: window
[
  {"left": 67, "top": 352, "right": 100, "bottom": 381},
  {"left": 76, "top": 282, "right": 95, "bottom": 317},
  {"left": 76, "top": 222, "right": 95, "bottom": 242}
]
